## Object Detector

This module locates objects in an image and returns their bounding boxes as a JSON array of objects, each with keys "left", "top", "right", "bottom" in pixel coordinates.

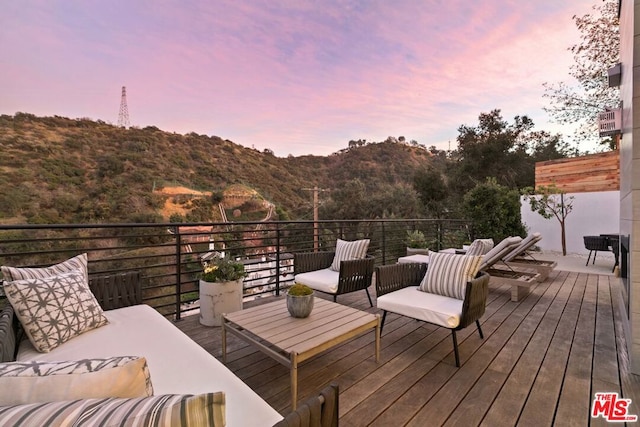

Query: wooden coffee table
[{"left": 222, "top": 298, "right": 380, "bottom": 410}]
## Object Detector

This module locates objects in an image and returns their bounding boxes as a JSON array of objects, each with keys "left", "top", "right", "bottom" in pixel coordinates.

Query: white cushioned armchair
[
  {"left": 375, "top": 258, "right": 490, "bottom": 367},
  {"left": 294, "top": 249, "right": 375, "bottom": 306}
]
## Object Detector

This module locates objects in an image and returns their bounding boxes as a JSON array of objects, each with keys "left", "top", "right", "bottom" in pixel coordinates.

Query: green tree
[
  {"left": 449, "top": 110, "right": 542, "bottom": 195},
  {"left": 522, "top": 185, "right": 574, "bottom": 256},
  {"left": 462, "top": 178, "right": 526, "bottom": 242},
  {"left": 543, "top": 0, "right": 620, "bottom": 150},
  {"left": 413, "top": 167, "right": 449, "bottom": 218}
]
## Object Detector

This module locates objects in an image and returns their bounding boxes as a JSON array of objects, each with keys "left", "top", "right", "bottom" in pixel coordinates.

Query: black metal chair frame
[
  {"left": 294, "top": 251, "right": 375, "bottom": 307},
  {"left": 583, "top": 236, "right": 610, "bottom": 266},
  {"left": 375, "top": 262, "right": 490, "bottom": 367}
]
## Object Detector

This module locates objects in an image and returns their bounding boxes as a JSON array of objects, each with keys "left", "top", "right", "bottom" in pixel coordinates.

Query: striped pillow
[
  {"left": 419, "top": 252, "right": 482, "bottom": 300},
  {"left": 0, "top": 393, "right": 225, "bottom": 427},
  {"left": 0, "top": 356, "right": 153, "bottom": 406},
  {"left": 1, "top": 253, "right": 89, "bottom": 283},
  {"left": 330, "top": 239, "right": 370, "bottom": 272}
]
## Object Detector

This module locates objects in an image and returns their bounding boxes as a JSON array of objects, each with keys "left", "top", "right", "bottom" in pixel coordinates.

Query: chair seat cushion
[
  {"left": 377, "top": 286, "right": 463, "bottom": 328},
  {"left": 294, "top": 269, "right": 339, "bottom": 294}
]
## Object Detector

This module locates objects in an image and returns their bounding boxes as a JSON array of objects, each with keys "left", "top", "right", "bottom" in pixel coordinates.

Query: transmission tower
[{"left": 117, "top": 86, "right": 130, "bottom": 128}]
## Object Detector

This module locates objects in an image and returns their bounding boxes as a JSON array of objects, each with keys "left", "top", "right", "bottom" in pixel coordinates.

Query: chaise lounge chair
[
  {"left": 479, "top": 236, "right": 541, "bottom": 302},
  {"left": 501, "top": 232, "right": 557, "bottom": 281}
]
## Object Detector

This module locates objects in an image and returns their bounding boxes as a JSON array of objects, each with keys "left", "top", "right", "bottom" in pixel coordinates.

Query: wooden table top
[{"left": 224, "top": 298, "right": 379, "bottom": 362}]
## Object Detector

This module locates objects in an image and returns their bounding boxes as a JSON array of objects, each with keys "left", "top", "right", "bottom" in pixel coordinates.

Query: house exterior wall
[
  {"left": 520, "top": 191, "right": 620, "bottom": 254},
  {"left": 619, "top": 0, "right": 639, "bottom": 373}
]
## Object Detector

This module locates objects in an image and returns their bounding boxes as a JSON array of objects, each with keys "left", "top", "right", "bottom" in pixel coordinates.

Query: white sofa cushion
[
  {"left": 377, "top": 286, "right": 463, "bottom": 328},
  {"left": 330, "top": 238, "right": 370, "bottom": 271},
  {"left": 419, "top": 252, "right": 482, "bottom": 300},
  {"left": 295, "top": 268, "right": 340, "bottom": 294},
  {"left": 0, "top": 392, "right": 225, "bottom": 427},
  {"left": 16, "top": 304, "right": 282, "bottom": 426},
  {"left": 0, "top": 356, "right": 153, "bottom": 405},
  {"left": 3, "top": 269, "right": 109, "bottom": 353}
]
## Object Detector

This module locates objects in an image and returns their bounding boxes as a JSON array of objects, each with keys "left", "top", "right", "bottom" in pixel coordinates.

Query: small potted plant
[
  {"left": 406, "top": 230, "right": 429, "bottom": 255},
  {"left": 286, "top": 283, "right": 314, "bottom": 318}
]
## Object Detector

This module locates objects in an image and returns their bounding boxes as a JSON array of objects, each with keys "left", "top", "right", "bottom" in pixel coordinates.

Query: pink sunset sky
[{"left": 2, "top": 0, "right": 599, "bottom": 157}]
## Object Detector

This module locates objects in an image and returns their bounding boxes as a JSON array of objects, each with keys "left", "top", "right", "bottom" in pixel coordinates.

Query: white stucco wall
[{"left": 520, "top": 191, "right": 620, "bottom": 255}]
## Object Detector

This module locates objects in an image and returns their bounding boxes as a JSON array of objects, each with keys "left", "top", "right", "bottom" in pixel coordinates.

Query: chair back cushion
[
  {"left": 330, "top": 239, "right": 370, "bottom": 271},
  {"left": 419, "top": 252, "right": 482, "bottom": 300}
]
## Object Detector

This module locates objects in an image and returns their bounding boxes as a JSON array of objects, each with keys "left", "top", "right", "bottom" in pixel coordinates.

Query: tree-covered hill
[{"left": 0, "top": 113, "right": 434, "bottom": 224}]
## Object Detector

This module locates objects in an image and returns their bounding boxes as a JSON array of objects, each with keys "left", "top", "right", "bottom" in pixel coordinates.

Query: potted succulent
[
  {"left": 406, "top": 230, "right": 429, "bottom": 255},
  {"left": 286, "top": 283, "right": 315, "bottom": 318},
  {"left": 199, "top": 255, "right": 247, "bottom": 327}
]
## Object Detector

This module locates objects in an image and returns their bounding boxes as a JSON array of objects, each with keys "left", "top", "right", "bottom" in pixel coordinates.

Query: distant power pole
[
  {"left": 118, "top": 86, "right": 130, "bottom": 128},
  {"left": 302, "top": 186, "right": 328, "bottom": 251}
]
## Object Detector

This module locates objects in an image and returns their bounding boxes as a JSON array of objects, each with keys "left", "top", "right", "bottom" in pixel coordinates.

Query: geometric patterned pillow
[
  {"left": 2, "top": 270, "right": 109, "bottom": 353},
  {"left": 1, "top": 253, "right": 89, "bottom": 283},
  {"left": 419, "top": 252, "right": 482, "bottom": 300},
  {"left": 0, "top": 392, "right": 226, "bottom": 427},
  {"left": 0, "top": 356, "right": 153, "bottom": 406},
  {"left": 330, "top": 239, "right": 370, "bottom": 272}
]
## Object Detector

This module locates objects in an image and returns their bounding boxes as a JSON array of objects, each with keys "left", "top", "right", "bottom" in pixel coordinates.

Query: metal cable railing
[{"left": 0, "top": 219, "right": 472, "bottom": 320}]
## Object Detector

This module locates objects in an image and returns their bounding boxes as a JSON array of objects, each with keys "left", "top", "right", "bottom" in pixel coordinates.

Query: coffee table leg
[
  {"left": 291, "top": 352, "right": 298, "bottom": 410},
  {"left": 222, "top": 318, "right": 227, "bottom": 363}
]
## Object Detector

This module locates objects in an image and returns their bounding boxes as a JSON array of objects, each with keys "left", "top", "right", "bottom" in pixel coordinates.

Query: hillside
[{"left": 0, "top": 113, "right": 434, "bottom": 224}]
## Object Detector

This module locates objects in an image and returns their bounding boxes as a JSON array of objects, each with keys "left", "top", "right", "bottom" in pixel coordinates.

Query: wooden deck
[{"left": 176, "top": 269, "right": 640, "bottom": 426}]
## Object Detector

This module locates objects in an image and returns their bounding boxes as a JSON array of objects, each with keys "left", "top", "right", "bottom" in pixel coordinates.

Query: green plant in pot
[
  {"left": 406, "top": 230, "right": 429, "bottom": 255},
  {"left": 286, "top": 283, "right": 314, "bottom": 318}
]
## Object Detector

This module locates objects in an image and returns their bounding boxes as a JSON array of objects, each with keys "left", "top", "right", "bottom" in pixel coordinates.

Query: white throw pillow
[
  {"left": 3, "top": 269, "right": 109, "bottom": 353},
  {"left": 419, "top": 252, "right": 482, "bottom": 300},
  {"left": 0, "top": 356, "right": 153, "bottom": 405},
  {"left": 0, "top": 392, "right": 226, "bottom": 427},
  {"left": 330, "top": 239, "right": 370, "bottom": 272}
]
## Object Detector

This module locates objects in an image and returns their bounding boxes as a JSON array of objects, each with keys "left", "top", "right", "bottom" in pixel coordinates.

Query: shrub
[{"left": 462, "top": 178, "right": 526, "bottom": 242}]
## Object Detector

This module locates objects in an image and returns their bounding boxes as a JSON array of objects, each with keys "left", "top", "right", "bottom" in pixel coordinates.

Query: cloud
[{"left": 0, "top": 0, "right": 599, "bottom": 156}]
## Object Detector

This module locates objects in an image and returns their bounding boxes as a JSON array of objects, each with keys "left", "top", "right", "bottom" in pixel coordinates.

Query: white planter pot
[{"left": 199, "top": 279, "right": 243, "bottom": 327}]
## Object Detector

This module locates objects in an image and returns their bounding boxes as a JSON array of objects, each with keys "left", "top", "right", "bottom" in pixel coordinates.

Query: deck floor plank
[{"left": 172, "top": 268, "right": 640, "bottom": 426}]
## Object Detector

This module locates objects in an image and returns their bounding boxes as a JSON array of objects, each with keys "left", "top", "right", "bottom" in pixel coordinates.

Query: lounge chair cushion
[
  {"left": 419, "top": 252, "right": 482, "bottom": 300},
  {"left": 479, "top": 236, "right": 523, "bottom": 270},
  {"left": 503, "top": 233, "right": 542, "bottom": 262},
  {"left": 330, "top": 239, "right": 370, "bottom": 271},
  {"left": 377, "top": 286, "right": 463, "bottom": 328},
  {"left": 466, "top": 238, "right": 494, "bottom": 256},
  {"left": 0, "top": 356, "right": 153, "bottom": 406},
  {"left": 3, "top": 269, "right": 109, "bottom": 353},
  {"left": 0, "top": 392, "right": 226, "bottom": 427},
  {"left": 295, "top": 268, "right": 340, "bottom": 294}
]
